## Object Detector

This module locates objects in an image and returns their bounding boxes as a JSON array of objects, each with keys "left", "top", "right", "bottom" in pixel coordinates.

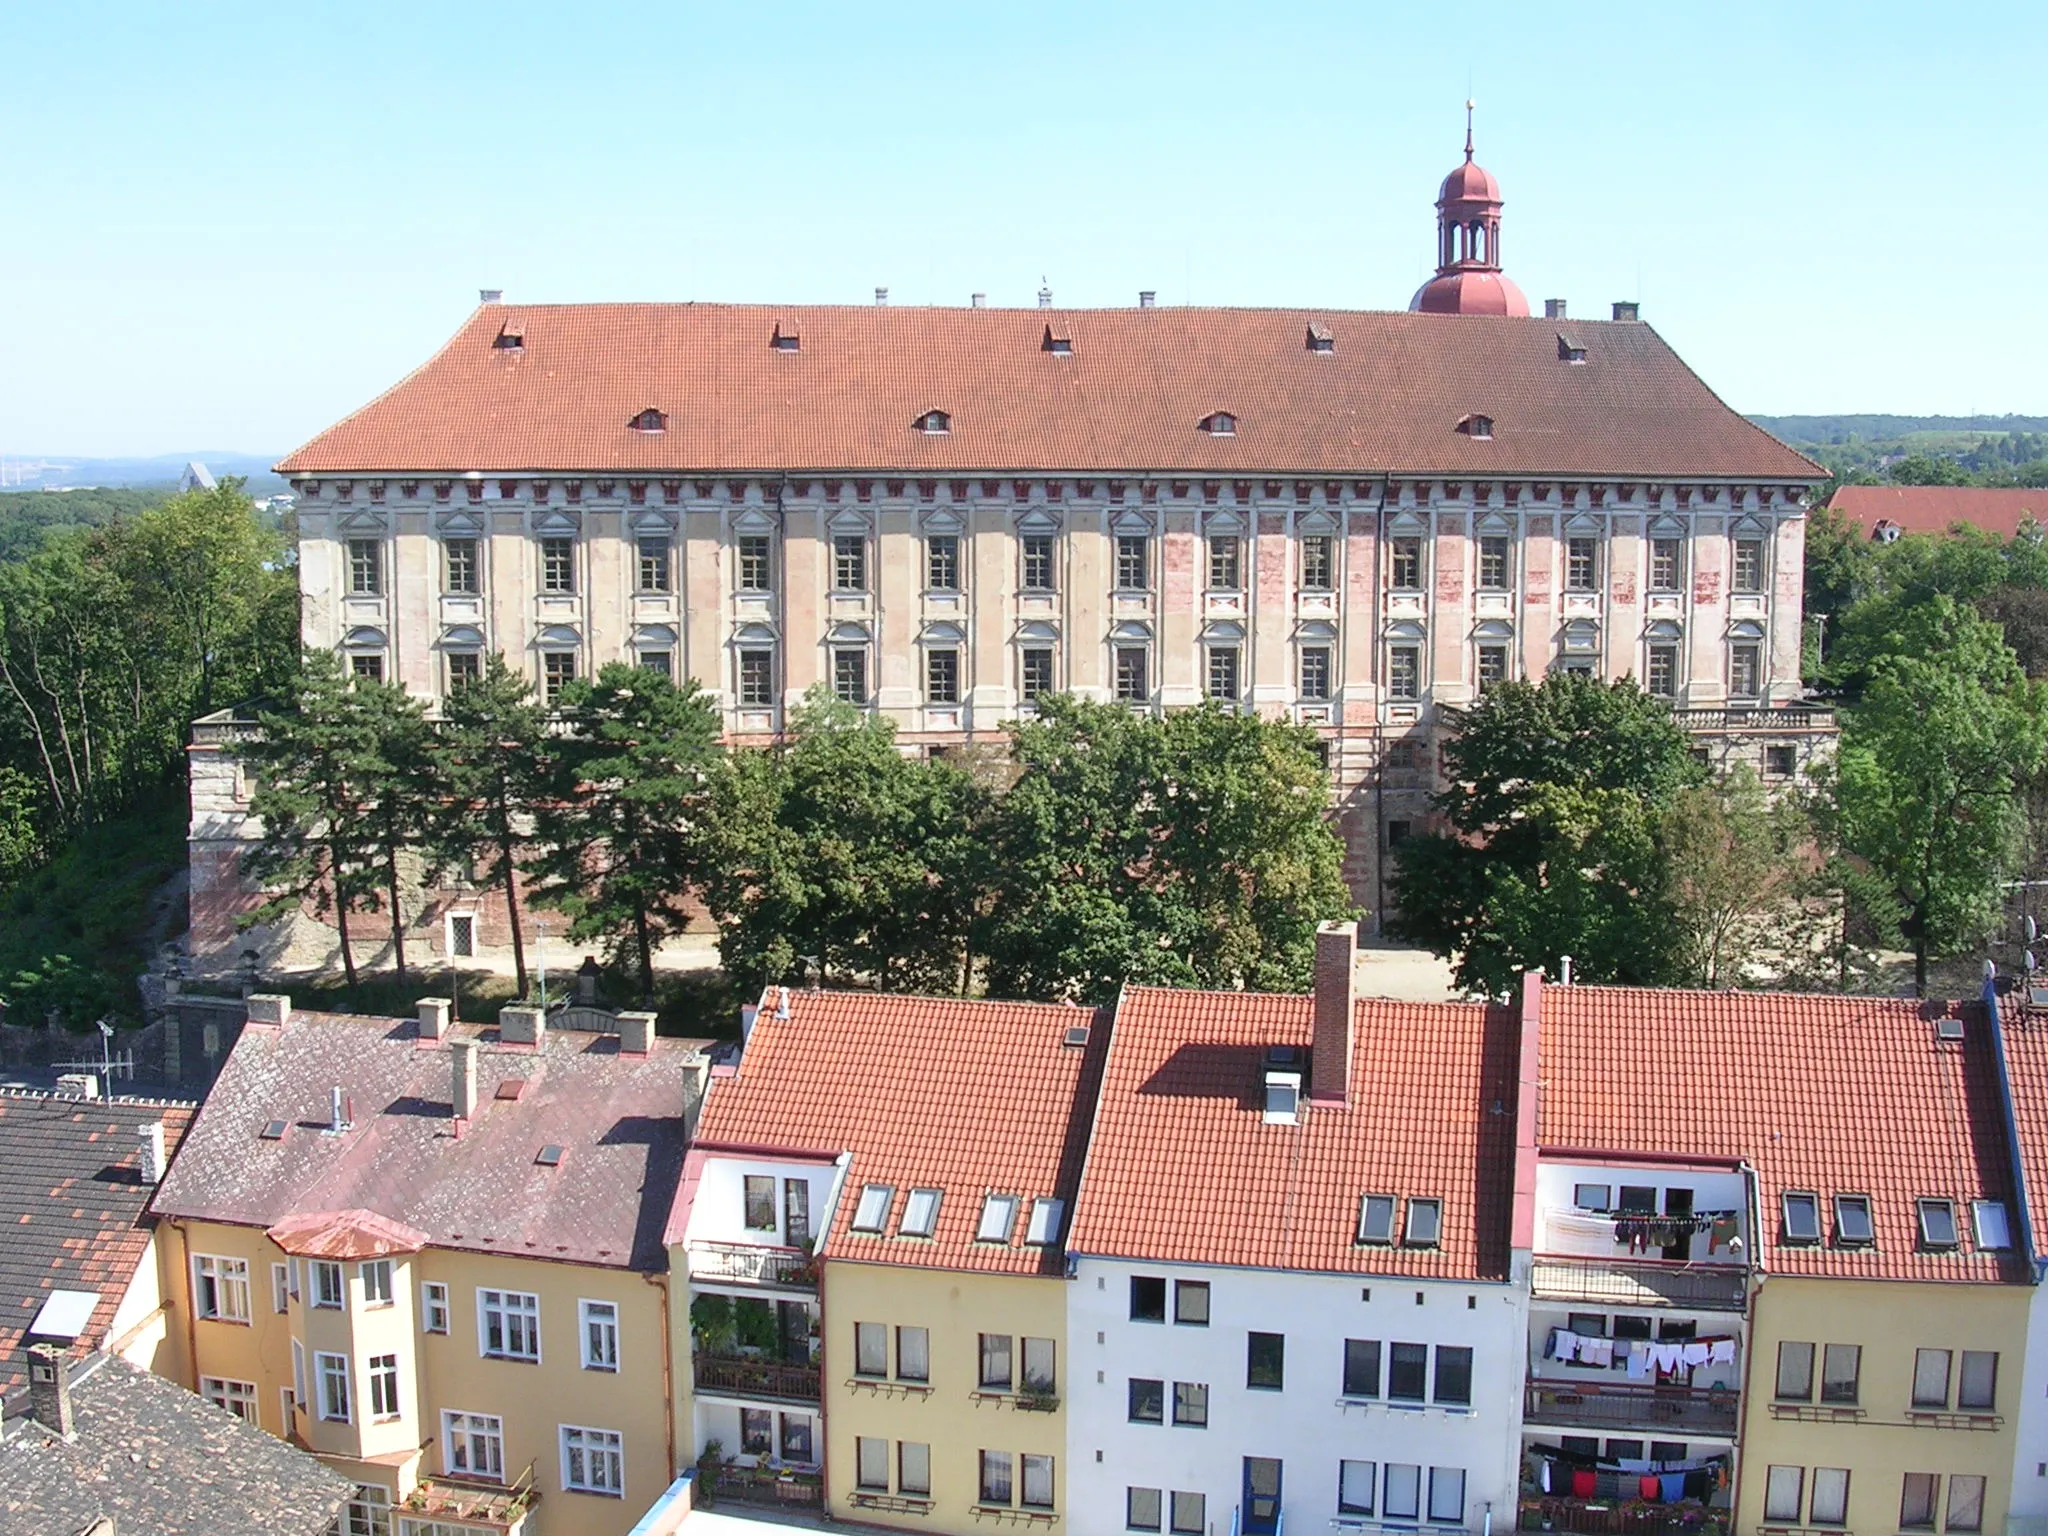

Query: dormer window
[
  {"left": 1041, "top": 325, "right": 1073, "bottom": 356},
  {"left": 629, "top": 408, "right": 668, "bottom": 433},
  {"left": 1262, "top": 1069, "right": 1300, "bottom": 1124},
  {"left": 1306, "top": 323, "right": 1335, "bottom": 354},
  {"left": 1557, "top": 334, "right": 1587, "bottom": 363},
  {"left": 493, "top": 323, "right": 524, "bottom": 350},
  {"left": 1200, "top": 412, "right": 1238, "bottom": 437},
  {"left": 1917, "top": 1198, "right": 1960, "bottom": 1250},
  {"left": 1460, "top": 414, "right": 1495, "bottom": 440},
  {"left": 851, "top": 1183, "right": 893, "bottom": 1233},
  {"left": 915, "top": 409, "right": 952, "bottom": 435},
  {"left": 771, "top": 322, "right": 801, "bottom": 352}
]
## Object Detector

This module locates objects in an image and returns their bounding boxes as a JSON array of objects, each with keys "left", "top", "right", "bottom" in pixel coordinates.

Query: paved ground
[
  {"left": 1353, "top": 939, "right": 1462, "bottom": 1002},
  {"left": 678, "top": 1507, "right": 828, "bottom": 1531}
]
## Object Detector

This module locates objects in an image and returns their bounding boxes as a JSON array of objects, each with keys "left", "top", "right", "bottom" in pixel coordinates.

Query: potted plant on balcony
[{"left": 695, "top": 1440, "right": 723, "bottom": 1508}]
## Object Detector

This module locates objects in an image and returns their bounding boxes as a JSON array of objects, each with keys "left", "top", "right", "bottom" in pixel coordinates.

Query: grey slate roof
[{"left": 0, "top": 1354, "right": 352, "bottom": 1536}]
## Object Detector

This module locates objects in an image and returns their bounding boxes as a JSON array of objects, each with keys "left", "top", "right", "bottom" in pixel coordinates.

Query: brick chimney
[
  {"left": 26, "top": 1343, "right": 73, "bottom": 1437},
  {"left": 1612, "top": 300, "right": 1640, "bottom": 321},
  {"left": 452, "top": 1039, "right": 478, "bottom": 1122},
  {"left": 417, "top": 998, "right": 452, "bottom": 1041},
  {"left": 499, "top": 1005, "right": 546, "bottom": 1049},
  {"left": 1310, "top": 920, "right": 1359, "bottom": 1106},
  {"left": 1544, "top": 298, "right": 1567, "bottom": 319},
  {"left": 137, "top": 1121, "right": 166, "bottom": 1186}
]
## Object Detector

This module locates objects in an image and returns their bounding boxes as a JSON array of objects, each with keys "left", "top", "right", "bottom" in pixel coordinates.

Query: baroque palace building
[{"left": 189, "top": 128, "right": 1830, "bottom": 970}]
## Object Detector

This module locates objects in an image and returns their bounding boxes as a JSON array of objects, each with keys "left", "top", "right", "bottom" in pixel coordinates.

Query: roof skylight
[
  {"left": 1024, "top": 1197, "right": 1065, "bottom": 1246},
  {"left": 1357, "top": 1193, "right": 1396, "bottom": 1245},
  {"left": 1782, "top": 1191, "right": 1821, "bottom": 1244},
  {"left": 1973, "top": 1200, "right": 2012, "bottom": 1250},
  {"left": 851, "top": 1183, "right": 893, "bottom": 1233},
  {"left": 976, "top": 1192, "right": 1019, "bottom": 1243},
  {"left": 1918, "top": 1198, "right": 1960, "bottom": 1249},
  {"left": 1833, "top": 1194, "right": 1874, "bottom": 1246},
  {"left": 900, "top": 1187, "right": 942, "bottom": 1238},
  {"left": 1404, "top": 1197, "right": 1442, "bottom": 1248}
]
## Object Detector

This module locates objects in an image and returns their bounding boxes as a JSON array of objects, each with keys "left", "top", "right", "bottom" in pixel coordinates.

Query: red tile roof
[
  {"left": 1830, "top": 485, "right": 2048, "bottom": 541},
  {"left": 1067, "top": 987, "right": 1519, "bottom": 1280},
  {"left": 0, "top": 1093, "right": 194, "bottom": 1392},
  {"left": 688, "top": 991, "right": 1107, "bottom": 1278},
  {"left": 276, "top": 303, "right": 1821, "bottom": 482},
  {"left": 152, "top": 1012, "right": 703, "bottom": 1271},
  {"left": 1538, "top": 986, "right": 2023, "bottom": 1284},
  {"left": 265, "top": 1208, "right": 429, "bottom": 1259}
]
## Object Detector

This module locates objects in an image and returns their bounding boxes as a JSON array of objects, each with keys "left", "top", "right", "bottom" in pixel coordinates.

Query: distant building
[
  {"left": 1829, "top": 484, "right": 2048, "bottom": 542},
  {"left": 178, "top": 461, "right": 217, "bottom": 493}
]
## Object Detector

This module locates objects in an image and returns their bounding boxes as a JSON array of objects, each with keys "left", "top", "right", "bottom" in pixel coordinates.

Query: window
[
  {"left": 899, "top": 1188, "right": 942, "bottom": 1238},
  {"left": 1019, "top": 1453, "right": 1055, "bottom": 1510},
  {"left": 350, "top": 653, "right": 385, "bottom": 684},
  {"left": 1566, "top": 537, "right": 1599, "bottom": 592},
  {"left": 1209, "top": 535, "right": 1242, "bottom": 590},
  {"left": 1730, "top": 642, "right": 1762, "bottom": 698},
  {"left": 1429, "top": 1467, "right": 1466, "bottom": 1524},
  {"left": 1114, "top": 646, "right": 1149, "bottom": 702},
  {"left": 856, "top": 1321, "right": 889, "bottom": 1377},
  {"left": 1344, "top": 1339, "right": 1382, "bottom": 1397},
  {"left": 1389, "top": 537, "right": 1423, "bottom": 591},
  {"left": 856, "top": 1436, "right": 889, "bottom": 1491},
  {"left": 1202, "top": 411, "right": 1238, "bottom": 436},
  {"left": 832, "top": 647, "right": 868, "bottom": 705},
  {"left": 638, "top": 648, "right": 672, "bottom": 680},
  {"left": 833, "top": 534, "right": 868, "bottom": 591},
  {"left": 360, "top": 1259, "right": 392, "bottom": 1306},
  {"left": 1435, "top": 1345, "right": 1474, "bottom": 1405},
  {"left": 1022, "top": 534, "right": 1055, "bottom": 591},
  {"left": 1776, "top": 1341, "right": 1815, "bottom": 1400},
  {"left": 1948, "top": 1475, "right": 1986, "bottom": 1533},
  {"left": 1301, "top": 535, "right": 1334, "bottom": 591},
  {"left": 1129, "top": 1376, "right": 1165, "bottom": 1423},
  {"left": 1300, "top": 646, "right": 1332, "bottom": 701},
  {"left": 980, "top": 1450, "right": 1014, "bottom": 1506},
  {"left": 478, "top": 1288, "right": 541, "bottom": 1362},
  {"left": 1478, "top": 535, "right": 1511, "bottom": 589},
  {"left": 580, "top": 1300, "right": 618, "bottom": 1371},
  {"left": 1405, "top": 1197, "right": 1442, "bottom": 1247},
  {"left": 1835, "top": 1194, "right": 1874, "bottom": 1245},
  {"left": 561, "top": 1425, "right": 624, "bottom": 1496},
  {"left": 272, "top": 1263, "right": 291, "bottom": 1314},
  {"left": 1646, "top": 643, "right": 1678, "bottom": 698},
  {"left": 1764, "top": 1465, "right": 1805, "bottom": 1523},
  {"left": 733, "top": 648, "right": 774, "bottom": 707},
  {"left": 201, "top": 1376, "right": 257, "bottom": 1421},
  {"left": 1385, "top": 1463, "right": 1423, "bottom": 1521},
  {"left": 637, "top": 536, "right": 671, "bottom": 593},
  {"left": 316, "top": 1351, "right": 351, "bottom": 1422},
  {"left": 445, "top": 538, "right": 480, "bottom": 595},
  {"left": 348, "top": 538, "right": 382, "bottom": 595},
  {"left": 446, "top": 651, "right": 481, "bottom": 691},
  {"left": 1021, "top": 1336, "right": 1056, "bottom": 1393},
  {"left": 1389, "top": 645, "right": 1420, "bottom": 701},
  {"left": 1116, "top": 535, "right": 1150, "bottom": 591},
  {"left": 979, "top": 1332, "right": 1012, "bottom": 1390},
  {"left": 779, "top": 1412, "right": 813, "bottom": 1462},
  {"left": 193, "top": 1255, "right": 251, "bottom": 1322},
  {"left": 422, "top": 1282, "right": 449, "bottom": 1334},
  {"left": 1247, "top": 1331, "right": 1285, "bottom": 1390},
  {"left": 897, "top": 1325, "right": 930, "bottom": 1382},
  {"left": 1025, "top": 1198, "right": 1065, "bottom": 1246},
  {"left": 737, "top": 535, "right": 773, "bottom": 592},
  {"left": 1766, "top": 744, "right": 1797, "bottom": 777},
  {"left": 1477, "top": 643, "right": 1509, "bottom": 691},
  {"left": 1340, "top": 1460, "right": 1377, "bottom": 1516},
  {"left": 1974, "top": 1200, "right": 2013, "bottom": 1249},
  {"left": 740, "top": 1409, "right": 771, "bottom": 1456},
  {"left": 1359, "top": 1194, "right": 1397, "bottom": 1244},
  {"left": 1650, "top": 538, "right": 1683, "bottom": 591},
  {"left": 292, "top": 1340, "right": 306, "bottom": 1411},
  {"left": 926, "top": 648, "right": 961, "bottom": 705},
  {"left": 1901, "top": 1473, "right": 1939, "bottom": 1529},
  {"left": 368, "top": 1353, "right": 400, "bottom": 1419},
  {"left": 743, "top": 1175, "right": 776, "bottom": 1230},
  {"left": 1131, "top": 1276, "right": 1168, "bottom": 1322},
  {"left": 1129, "top": 1487, "right": 1164, "bottom": 1531},
  {"left": 1782, "top": 1191, "right": 1822, "bottom": 1244},
  {"left": 1912, "top": 1348, "right": 1953, "bottom": 1408},
  {"left": 852, "top": 1183, "right": 893, "bottom": 1233},
  {"left": 542, "top": 651, "right": 575, "bottom": 704},
  {"left": 899, "top": 1441, "right": 931, "bottom": 1496},
  {"left": 917, "top": 409, "right": 951, "bottom": 432},
  {"left": 1171, "top": 1492, "right": 1207, "bottom": 1534},
  {"left": 1575, "top": 1183, "right": 1612, "bottom": 1211},
  {"left": 1170, "top": 1380, "right": 1209, "bottom": 1427},
  {"left": 341, "top": 1484, "right": 392, "bottom": 1536},
  {"left": 1171, "top": 1279, "right": 1210, "bottom": 1326},
  {"left": 540, "top": 537, "right": 575, "bottom": 593},
  {"left": 1919, "top": 1199, "right": 1960, "bottom": 1249},
  {"left": 1959, "top": 1350, "right": 1998, "bottom": 1411},
  {"left": 1206, "top": 646, "right": 1240, "bottom": 701},
  {"left": 1820, "top": 1343, "right": 1861, "bottom": 1404},
  {"left": 1020, "top": 646, "right": 1054, "bottom": 700},
  {"left": 977, "top": 1193, "right": 1019, "bottom": 1242},
  {"left": 927, "top": 535, "right": 960, "bottom": 592},
  {"left": 1733, "top": 539, "right": 1764, "bottom": 594},
  {"left": 1388, "top": 1341, "right": 1429, "bottom": 1401},
  {"left": 1810, "top": 1468, "right": 1850, "bottom": 1527}
]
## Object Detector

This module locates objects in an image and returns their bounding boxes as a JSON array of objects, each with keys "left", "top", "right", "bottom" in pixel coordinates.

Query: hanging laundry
[
  {"left": 1661, "top": 1473, "right": 1687, "bottom": 1503},
  {"left": 1585, "top": 1337, "right": 1615, "bottom": 1367},
  {"left": 1573, "top": 1470, "right": 1596, "bottom": 1499},
  {"left": 1626, "top": 1342, "right": 1652, "bottom": 1380},
  {"left": 1709, "top": 1338, "right": 1737, "bottom": 1364},
  {"left": 1681, "top": 1342, "right": 1711, "bottom": 1368}
]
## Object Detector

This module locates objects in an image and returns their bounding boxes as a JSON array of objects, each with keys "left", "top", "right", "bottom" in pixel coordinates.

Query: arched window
[{"left": 628, "top": 408, "right": 668, "bottom": 433}]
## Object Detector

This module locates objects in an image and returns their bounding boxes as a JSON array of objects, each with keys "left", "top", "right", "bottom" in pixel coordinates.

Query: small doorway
[
  {"left": 1243, "top": 1457, "right": 1282, "bottom": 1535},
  {"left": 783, "top": 1179, "right": 810, "bottom": 1249}
]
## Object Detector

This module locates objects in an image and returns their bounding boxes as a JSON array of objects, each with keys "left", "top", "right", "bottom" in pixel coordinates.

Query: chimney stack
[
  {"left": 617, "top": 1011, "right": 656, "bottom": 1056},
  {"left": 417, "top": 997, "right": 452, "bottom": 1041},
  {"left": 137, "top": 1121, "right": 166, "bottom": 1186},
  {"left": 479, "top": 288, "right": 504, "bottom": 304},
  {"left": 1612, "top": 300, "right": 1640, "bottom": 321},
  {"left": 970, "top": 292, "right": 986, "bottom": 308},
  {"left": 452, "top": 1039, "right": 478, "bottom": 1121},
  {"left": 1309, "top": 920, "right": 1359, "bottom": 1106},
  {"left": 1138, "top": 291, "right": 1156, "bottom": 308},
  {"left": 27, "top": 1344, "right": 73, "bottom": 1438},
  {"left": 874, "top": 287, "right": 888, "bottom": 306},
  {"left": 1544, "top": 298, "right": 1567, "bottom": 319},
  {"left": 499, "top": 1004, "right": 546, "bottom": 1048},
  {"left": 245, "top": 994, "right": 291, "bottom": 1029},
  {"left": 1037, "top": 282, "right": 1053, "bottom": 308}
]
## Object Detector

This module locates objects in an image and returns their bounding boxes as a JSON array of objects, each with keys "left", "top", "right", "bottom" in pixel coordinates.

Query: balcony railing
[
  {"left": 1673, "top": 704, "right": 1836, "bottom": 733},
  {"left": 1525, "top": 1379, "right": 1739, "bottom": 1436},
  {"left": 1530, "top": 1259, "right": 1749, "bottom": 1313},
  {"left": 694, "top": 1352, "right": 822, "bottom": 1404},
  {"left": 1520, "top": 1496, "right": 1729, "bottom": 1536},
  {"left": 688, "top": 1240, "right": 817, "bottom": 1290}
]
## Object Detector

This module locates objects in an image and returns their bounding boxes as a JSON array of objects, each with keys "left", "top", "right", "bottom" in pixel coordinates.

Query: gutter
[{"left": 1981, "top": 972, "right": 2042, "bottom": 1280}]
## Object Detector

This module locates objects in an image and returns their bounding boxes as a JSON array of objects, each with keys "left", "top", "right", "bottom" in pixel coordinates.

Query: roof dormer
[
  {"left": 914, "top": 409, "right": 952, "bottom": 435},
  {"left": 629, "top": 407, "right": 668, "bottom": 434},
  {"left": 1200, "top": 411, "right": 1239, "bottom": 438},
  {"left": 1041, "top": 324, "right": 1073, "bottom": 356}
]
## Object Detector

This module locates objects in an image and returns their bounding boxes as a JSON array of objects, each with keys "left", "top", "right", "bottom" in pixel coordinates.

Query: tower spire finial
[{"left": 1464, "top": 98, "right": 1476, "bottom": 161}]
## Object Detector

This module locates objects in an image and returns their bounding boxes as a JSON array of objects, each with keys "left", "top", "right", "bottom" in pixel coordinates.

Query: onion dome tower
[{"left": 1409, "top": 102, "right": 1530, "bottom": 317}]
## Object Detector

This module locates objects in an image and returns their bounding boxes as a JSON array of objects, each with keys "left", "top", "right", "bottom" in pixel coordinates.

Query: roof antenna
[{"left": 1464, "top": 97, "right": 1476, "bottom": 161}]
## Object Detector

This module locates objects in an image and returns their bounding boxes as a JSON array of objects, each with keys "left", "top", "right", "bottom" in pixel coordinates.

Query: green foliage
[
  {"left": 1661, "top": 764, "right": 1812, "bottom": 988},
  {"left": 0, "top": 487, "right": 168, "bottom": 562},
  {"left": 1389, "top": 674, "right": 1705, "bottom": 995},
  {"left": 979, "top": 697, "right": 1355, "bottom": 1002}
]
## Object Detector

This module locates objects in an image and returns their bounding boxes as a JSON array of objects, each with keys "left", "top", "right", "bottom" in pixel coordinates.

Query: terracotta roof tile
[
  {"left": 1068, "top": 987, "right": 1518, "bottom": 1280},
  {"left": 1830, "top": 484, "right": 2048, "bottom": 540},
  {"left": 690, "top": 991, "right": 1107, "bottom": 1278},
  {"left": 277, "top": 303, "right": 1821, "bottom": 482}
]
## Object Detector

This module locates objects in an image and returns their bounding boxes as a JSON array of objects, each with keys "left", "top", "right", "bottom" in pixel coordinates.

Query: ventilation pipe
[{"left": 137, "top": 1121, "right": 166, "bottom": 1186}]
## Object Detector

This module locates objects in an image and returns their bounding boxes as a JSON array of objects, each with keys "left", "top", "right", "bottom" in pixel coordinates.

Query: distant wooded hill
[
  {"left": 0, "top": 487, "right": 170, "bottom": 562},
  {"left": 1751, "top": 414, "right": 2048, "bottom": 444}
]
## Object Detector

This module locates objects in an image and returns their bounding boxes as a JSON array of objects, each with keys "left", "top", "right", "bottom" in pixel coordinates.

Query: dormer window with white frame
[
  {"left": 851, "top": 1183, "right": 893, "bottom": 1233},
  {"left": 1041, "top": 325, "right": 1072, "bottom": 356},
  {"left": 1024, "top": 1198, "right": 1065, "bottom": 1246},
  {"left": 1460, "top": 414, "right": 1495, "bottom": 441},
  {"left": 915, "top": 409, "right": 952, "bottom": 435},
  {"left": 977, "top": 1193, "right": 1020, "bottom": 1243},
  {"left": 1200, "top": 411, "right": 1238, "bottom": 438},
  {"left": 629, "top": 407, "right": 668, "bottom": 433},
  {"left": 900, "top": 1187, "right": 943, "bottom": 1238},
  {"left": 1306, "top": 322, "right": 1335, "bottom": 354},
  {"left": 1262, "top": 1069, "right": 1300, "bottom": 1124}
]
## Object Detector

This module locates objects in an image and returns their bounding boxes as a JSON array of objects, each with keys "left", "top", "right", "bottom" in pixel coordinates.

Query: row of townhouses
[
  {"left": 75, "top": 924, "right": 2048, "bottom": 1536},
  {"left": 188, "top": 131, "right": 1834, "bottom": 968}
]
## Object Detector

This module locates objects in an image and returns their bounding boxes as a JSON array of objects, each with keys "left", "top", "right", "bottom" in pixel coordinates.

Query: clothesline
[{"left": 1544, "top": 1328, "right": 1738, "bottom": 1376}]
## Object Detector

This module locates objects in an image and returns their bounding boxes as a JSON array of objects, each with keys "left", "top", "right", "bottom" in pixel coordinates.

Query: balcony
[
  {"left": 1672, "top": 704, "right": 1835, "bottom": 734},
  {"left": 1530, "top": 1260, "right": 1748, "bottom": 1314},
  {"left": 1520, "top": 1497, "right": 1728, "bottom": 1536},
  {"left": 694, "top": 1351, "right": 822, "bottom": 1405},
  {"left": 401, "top": 1467, "right": 538, "bottom": 1534},
  {"left": 688, "top": 1240, "right": 817, "bottom": 1291},
  {"left": 1524, "top": 1379, "right": 1739, "bottom": 1436}
]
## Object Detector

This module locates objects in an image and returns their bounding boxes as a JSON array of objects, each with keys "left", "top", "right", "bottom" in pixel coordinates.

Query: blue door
[{"left": 1243, "top": 1457, "right": 1282, "bottom": 1535}]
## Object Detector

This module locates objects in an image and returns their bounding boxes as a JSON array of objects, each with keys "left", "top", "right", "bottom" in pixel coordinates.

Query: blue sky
[{"left": 3, "top": 0, "right": 2041, "bottom": 457}]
